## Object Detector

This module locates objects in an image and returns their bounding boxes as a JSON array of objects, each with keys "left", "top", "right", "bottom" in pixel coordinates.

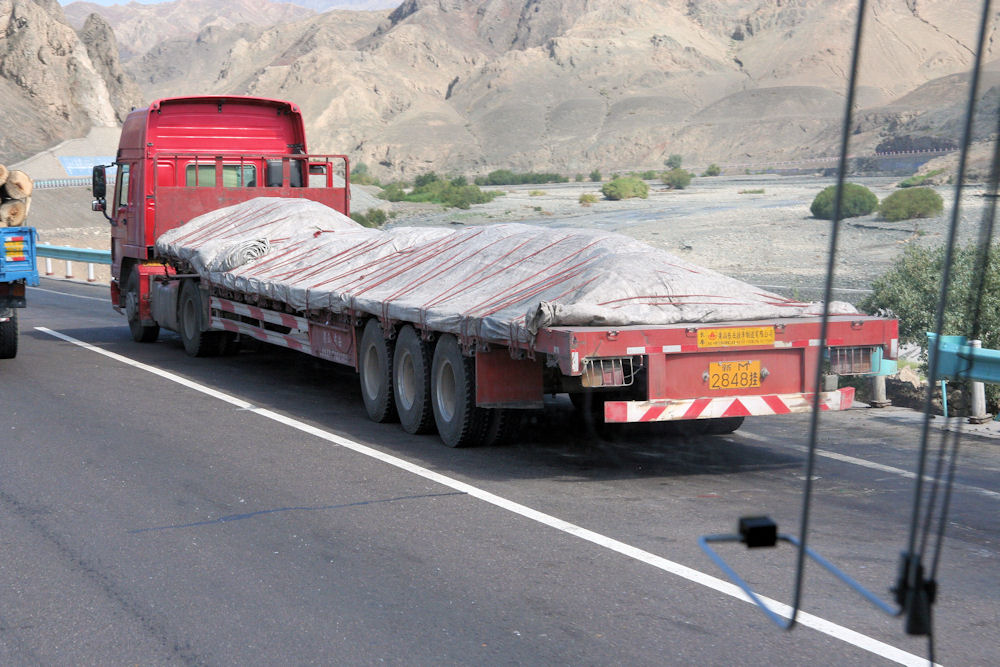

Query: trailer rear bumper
[{"left": 603, "top": 387, "right": 856, "bottom": 423}]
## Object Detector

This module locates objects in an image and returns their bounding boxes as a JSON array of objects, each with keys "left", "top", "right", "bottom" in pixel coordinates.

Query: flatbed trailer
[
  {"left": 92, "top": 96, "right": 899, "bottom": 447},
  {"left": 193, "top": 279, "right": 896, "bottom": 445}
]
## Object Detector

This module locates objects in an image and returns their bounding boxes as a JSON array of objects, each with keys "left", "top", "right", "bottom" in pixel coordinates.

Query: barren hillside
[
  {"left": 0, "top": 0, "right": 132, "bottom": 162},
  {"left": 4, "top": 0, "right": 997, "bottom": 177}
]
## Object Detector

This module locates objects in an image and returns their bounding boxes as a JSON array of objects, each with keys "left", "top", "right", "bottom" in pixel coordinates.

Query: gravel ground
[
  {"left": 26, "top": 174, "right": 995, "bottom": 304},
  {"left": 383, "top": 174, "right": 996, "bottom": 305}
]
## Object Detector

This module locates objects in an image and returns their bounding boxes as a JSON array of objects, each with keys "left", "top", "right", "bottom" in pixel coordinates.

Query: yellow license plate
[
  {"left": 698, "top": 326, "right": 775, "bottom": 348},
  {"left": 709, "top": 360, "right": 761, "bottom": 389}
]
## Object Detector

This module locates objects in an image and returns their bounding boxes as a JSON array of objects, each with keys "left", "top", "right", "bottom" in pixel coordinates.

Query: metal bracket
[{"left": 699, "top": 516, "right": 900, "bottom": 630}]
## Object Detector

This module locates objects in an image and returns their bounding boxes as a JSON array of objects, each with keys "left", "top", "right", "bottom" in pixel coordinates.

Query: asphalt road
[{"left": 1, "top": 279, "right": 997, "bottom": 666}]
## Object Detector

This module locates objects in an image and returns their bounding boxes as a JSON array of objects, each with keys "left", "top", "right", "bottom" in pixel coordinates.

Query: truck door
[{"left": 109, "top": 162, "right": 131, "bottom": 276}]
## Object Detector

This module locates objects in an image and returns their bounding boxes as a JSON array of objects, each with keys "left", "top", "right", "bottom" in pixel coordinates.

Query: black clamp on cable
[{"left": 891, "top": 552, "right": 937, "bottom": 636}]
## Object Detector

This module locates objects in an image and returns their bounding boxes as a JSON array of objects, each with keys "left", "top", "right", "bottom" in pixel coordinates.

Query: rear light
[
  {"left": 4, "top": 239, "right": 27, "bottom": 262},
  {"left": 582, "top": 357, "right": 638, "bottom": 388},
  {"left": 829, "top": 346, "right": 877, "bottom": 375}
]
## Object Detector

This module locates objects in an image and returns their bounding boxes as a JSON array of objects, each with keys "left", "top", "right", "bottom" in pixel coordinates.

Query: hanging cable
[
  {"left": 698, "top": 0, "right": 875, "bottom": 631},
  {"left": 699, "top": 2, "right": 998, "bottom": 652},
  {"left": 899, "top": 0, "right": 994, "bottom": 640}
]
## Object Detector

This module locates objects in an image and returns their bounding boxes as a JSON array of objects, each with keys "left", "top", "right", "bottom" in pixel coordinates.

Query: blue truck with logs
[{"left": 0, "top": 226, "right": 39, "bottom": 359}]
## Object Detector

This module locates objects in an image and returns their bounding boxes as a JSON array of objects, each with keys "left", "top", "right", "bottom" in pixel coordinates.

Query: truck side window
[
  {"left": 115, "top": 164, "right": 130, "bottom": 208},
  {"left": 185, "top": 164, "right": 256, "bottom": 187},
  {"left": 186, "top": 164, "right": 215, "bottom": 187}
]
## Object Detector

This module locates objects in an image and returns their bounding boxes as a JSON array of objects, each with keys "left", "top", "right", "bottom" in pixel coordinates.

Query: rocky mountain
[
  {"left": 288, "top": 0, "right": 399, "bottom": 10},
  {"left": 4, "top": 0, "right": 997, "bottom": 177},
  {"left": 0, "top": 0, "right": 131, "bottom": 162},
  {"left": 63, "top": 0, "right": 317, "bottom": 61},
  {"left": 121, "top": 0, "right": 993, "bottom": 178}
]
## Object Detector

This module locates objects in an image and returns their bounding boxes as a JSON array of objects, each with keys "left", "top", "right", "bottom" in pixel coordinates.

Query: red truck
[{"left": 92, "top": 95, "right": 899, "bottom": 447}]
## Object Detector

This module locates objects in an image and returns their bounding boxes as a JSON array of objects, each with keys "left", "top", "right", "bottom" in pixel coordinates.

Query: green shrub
[
  {"left": 899, "top": 169, "right": 945, "bottom": 188},
  {"left": 662, "top": 168, "right": 692, "bottom": 189},
  {"left": 579, "top": 193, "right": 599, "bottom": 206},
  {"left": 529, "top": 190, "right": 545, "bottom": 196},
  {"left": 879, "top": 187, "right": 944, "bottom": 222},
  {"left": 602, "top": 177, "right": 649, "bottom": 200},
  {"left": 575, "top": 173, "right": 585, "bottom": 182},
  {"left": 739, "top": 188, "right": 765, "bottom": 194},
  {"left": 379, "top": 177, "right": 501, "bottom": 209},
  {"left": 809, "top": 183, "right": 878, "bottom": 219},
  {"left": 351, "top": 208, "right": 388, "bottom": 228},
  {"left": 414, "top": 171, "right": 440, "bottom": 188},
  {"left": 702, "top": 163, "right": 721, "bottom": 177},
  {"left": 589, "top": 169, "right": 602, "bottom": 182},
  {"left": 665, "top": 154, "right": 683, "bottom": 169},
  {"left": 862, "top": 242, "right": 1000, "bottom": 408},
  {"left": 473, "top": 170, "right": 568, "bottom": 186},
  {"left": 633, "top": 170, "right": 658, "bottom": 180},
  {"left": 351, "top": 162, "right": 380, "bottom": 186},
  {"left": 378, "top": 182, "right": 408, "bottom": 202}
]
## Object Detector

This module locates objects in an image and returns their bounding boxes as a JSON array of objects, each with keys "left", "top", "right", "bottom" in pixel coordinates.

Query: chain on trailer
[{"left": 697, "top": 0, "right": 998, "bottom": 663}]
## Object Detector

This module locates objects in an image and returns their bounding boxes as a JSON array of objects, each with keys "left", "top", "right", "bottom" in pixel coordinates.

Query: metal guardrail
[
  {"left": 36, "top": 244, "right": 111, "bottom": 283},
  {"left": 34, "top": 177, "right": 116, "bottom": 190},
  {"left": 37, "top": 245, "right": 111, "bottom": 265}
]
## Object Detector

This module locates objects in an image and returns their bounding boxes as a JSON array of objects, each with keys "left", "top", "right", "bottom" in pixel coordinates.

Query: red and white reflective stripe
[
  {"left": 211, "top": 315, "right": 312, "bottom": 354},
  {"left": 211, "top": 297, "right": 307, "bottom": 331},
  {"left": 603, "top": 387, "right": 856, "bottom": 423}
]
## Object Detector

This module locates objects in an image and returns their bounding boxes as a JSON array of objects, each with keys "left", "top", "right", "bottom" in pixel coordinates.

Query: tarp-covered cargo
[{"left": 155, "top": 197, "right": 855, "bottom": 345}]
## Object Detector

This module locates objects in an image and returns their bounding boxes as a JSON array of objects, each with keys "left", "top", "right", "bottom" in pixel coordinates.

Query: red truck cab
[{"left": 92, "top": 95, "right": 349, "bottom": 341}]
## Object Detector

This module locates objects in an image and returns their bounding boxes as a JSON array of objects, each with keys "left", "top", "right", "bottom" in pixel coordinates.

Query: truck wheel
[
  {"left": 393, "top": 325, "right": 434, "bottom": 434},
  {"left": 0, "top": 310, "right": 18, "bottom": 359},
  {"left": 702, "top": 416, "right": 745, "bottom": 434},
  {"left": 178, "top": 280, "right": 220, "bottom": 357},
  {"left": 124, "top": 266, "right": 160, "bottom": 343},
  {"left": 359, "top": 319, "right": 398, "bottom": 423},
  {"left": 483, "top": 408, "right": 520, "bottom": 446},
  {"left": 431, "top": 335, "right": 488, "bottom": 448}
]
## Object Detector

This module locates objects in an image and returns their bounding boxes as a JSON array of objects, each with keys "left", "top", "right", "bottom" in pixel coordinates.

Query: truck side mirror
[
  {"left": 92, "top": 165, "right": 107, "bottom": 200},
  {"left": 92, "top": 166, "right": 113, "bottom": 222}
]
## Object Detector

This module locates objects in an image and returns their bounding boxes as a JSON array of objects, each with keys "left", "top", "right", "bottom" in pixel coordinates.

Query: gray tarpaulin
[{"left": 155, "top": 197, "right": 856, "bottom": 346}]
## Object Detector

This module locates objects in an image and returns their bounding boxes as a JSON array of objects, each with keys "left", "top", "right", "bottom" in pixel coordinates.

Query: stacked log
[{"left": 0, "top": 165, "right": 33, "bottom": 227}]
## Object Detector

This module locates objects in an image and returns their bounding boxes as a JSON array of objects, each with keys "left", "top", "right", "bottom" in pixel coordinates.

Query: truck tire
[
  {"left": 393, "top": 325, "right": 435, "bottom": 434},
  {"left": 0, "top": 310, "right": 18, "bottom": 359},
  {"left": 124, "top": 266, "right": 160, "bottom": 343},
  {"left": 483, "top": 408, "right": 520, "bottom": 446},
  {"left": 359, "top": 319, "right": 398, "bottom": 423},
  {"left": 431, "top": 334, "right": 488, "bottom": 448},
  {"left": 178, "top": 280, "right": 221, "bottom": 357}
]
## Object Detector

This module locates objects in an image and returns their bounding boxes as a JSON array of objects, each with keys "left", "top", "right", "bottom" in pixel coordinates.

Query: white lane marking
[
  {"left": 738, "top": 430, "right": 1000, "bottom": 501},
  {"left": 38, "top": 326, "right": 934, "bottom": 667},
  {"left": 29, "top": 286, "right": 107, "bottom": 302}
]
